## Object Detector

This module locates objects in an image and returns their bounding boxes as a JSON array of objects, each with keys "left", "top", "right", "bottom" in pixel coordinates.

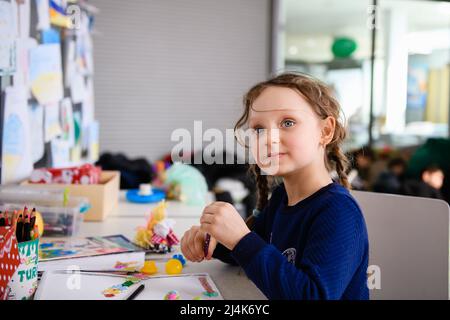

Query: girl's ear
[{"left": 321, "top": 116, "right": 336, "bottom": 145}]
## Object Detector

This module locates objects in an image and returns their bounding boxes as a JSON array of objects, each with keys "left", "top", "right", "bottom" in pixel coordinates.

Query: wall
[{"left": 92, "top": 0, "right": 271, "bottom": 161}]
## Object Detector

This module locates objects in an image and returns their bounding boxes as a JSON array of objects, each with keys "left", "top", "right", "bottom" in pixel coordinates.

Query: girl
[{"left": 180, "top": 72, "right": 369, "bottom": 300}]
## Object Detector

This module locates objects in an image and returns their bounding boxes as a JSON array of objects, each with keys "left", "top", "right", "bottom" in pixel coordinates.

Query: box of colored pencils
[{"left": 0, "top": 187, "right": 89, "bottom": 237}]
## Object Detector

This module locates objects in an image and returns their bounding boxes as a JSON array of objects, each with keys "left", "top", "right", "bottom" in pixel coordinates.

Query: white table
[{"left": 74, "top": 196, "right": 266, "bottom": 300}]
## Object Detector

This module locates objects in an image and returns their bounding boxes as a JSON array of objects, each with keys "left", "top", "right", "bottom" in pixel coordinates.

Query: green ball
[{"left": 332, "top": 37, "right": 357, "bottom": 58}]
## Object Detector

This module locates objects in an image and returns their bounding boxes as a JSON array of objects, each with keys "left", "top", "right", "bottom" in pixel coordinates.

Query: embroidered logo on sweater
[{"left": 282, "top": 248, "right": 296, "bottom": 264}]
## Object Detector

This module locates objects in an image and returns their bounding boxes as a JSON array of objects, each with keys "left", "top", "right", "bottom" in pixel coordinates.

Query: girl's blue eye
[{"left": 281, "top": 120, "right": 295, "bottom": 128}]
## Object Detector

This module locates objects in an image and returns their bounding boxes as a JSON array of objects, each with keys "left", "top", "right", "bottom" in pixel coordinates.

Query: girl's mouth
[{"left": 268, "top": 152, "right": 287, "bottom": 158}]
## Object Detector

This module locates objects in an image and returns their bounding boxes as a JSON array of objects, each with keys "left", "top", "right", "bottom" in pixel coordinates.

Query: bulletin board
[{"left": 0, "top": 0, "right": 99, "bottom": 185}]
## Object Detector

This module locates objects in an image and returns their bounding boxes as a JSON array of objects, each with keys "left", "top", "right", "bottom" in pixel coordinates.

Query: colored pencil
[
  {"left": 16, "top": 213, "right": 24, "bottom": 242},
  {"left": 23, "top": 213, "right": 31, "bottom": 241}
]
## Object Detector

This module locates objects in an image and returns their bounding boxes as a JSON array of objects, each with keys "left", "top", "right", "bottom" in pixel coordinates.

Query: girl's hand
[
  {"left": 200, "top": 202, "right": 251, "bottom": 251},
  {"left": 180, "top": 225, "right": 217, "bottom": 262}
]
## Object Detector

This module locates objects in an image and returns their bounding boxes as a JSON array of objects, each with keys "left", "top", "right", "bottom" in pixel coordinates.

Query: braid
[
  {"left": 245, "top": 165, "right": 270, "bottom": 229},
  {"left": 329, "top": 144, "right": 351, "bottom": 189},
  {"left": 254, "top": 165, "right": 269, "bottom": 210}
]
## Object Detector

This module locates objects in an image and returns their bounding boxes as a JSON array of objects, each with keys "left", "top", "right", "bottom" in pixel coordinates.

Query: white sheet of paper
[
  {"left": 17, "top": 0, "right": 30, "bottom": 38},
  {"left": 0, "top": 0, "right": 17, "bottom": 74},
  {"left": 14, "top": 37, "right": 37, "bottom": 92},
  {"left": 44, "top": 102, "right": 62, "bottom": 142},
  {"left": 70, "top": 72, "right": 87, "bottom": 104},
  {"left": 50, "top": 138, "right": 70, "bottom": 168},
  {"left": 60, "top": 97, "right": 75, "bottom": 147},
  {"left": 1, "top": 86, "right": 33, "bottom": 184},
  {"left": 82, "top": 77, "right": 95, "bottom": 127},
  {"left": 29, "top": 44, "right": 64, "bottom": 105},
  {"left": 34, "top": 272, "right": 223, "bottom": 300},
  {"left": 38, "top": 251, "right": 146, "bottom": 272},
  {"left": 28, "top": 102, "right": 45, "bottom": 163},
  {"left": 87, "top": 120, "right": 99, "bottom": 162},
  {"left": 35, "top": 0, "right": 50, "bottom": 30},
  {"left": 64, "top": 39, "right": 76, "bottom": 88}
]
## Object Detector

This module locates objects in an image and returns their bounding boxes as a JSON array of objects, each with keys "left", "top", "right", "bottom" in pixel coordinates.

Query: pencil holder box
[
  {"left": 0, "top": 193, "right": 89, "bottom": 237},
  {"left": 22, "top": 171, "right": 120, "bottom": 221},
  {"left": 0, "top": 228, "right": 39, "bottom": 300}
]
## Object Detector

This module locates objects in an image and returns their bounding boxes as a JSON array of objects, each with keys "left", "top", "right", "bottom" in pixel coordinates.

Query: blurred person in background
[
  {"left": 401, "top": 165, "right": 445, "bottom": 200},
  {"left": 373, "top": 157, "right": 407, "bottom": 194},
  {"left": 347, "top": 146, "right": 376, "bottom": 190}
]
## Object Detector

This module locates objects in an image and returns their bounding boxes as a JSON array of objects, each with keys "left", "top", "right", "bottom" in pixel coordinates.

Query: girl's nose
[{"left": 266, "top": 128, "right": 280, "bottom": 145}]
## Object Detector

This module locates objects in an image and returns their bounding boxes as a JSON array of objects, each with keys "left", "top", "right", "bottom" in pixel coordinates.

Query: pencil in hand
[{"left": 204, "top": 233, "right": 211, "bottom": 258}]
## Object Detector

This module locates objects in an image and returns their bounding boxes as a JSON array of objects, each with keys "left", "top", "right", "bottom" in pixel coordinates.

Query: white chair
[{"left": 352, "top": 191, "right": 450, "bottom": 300}]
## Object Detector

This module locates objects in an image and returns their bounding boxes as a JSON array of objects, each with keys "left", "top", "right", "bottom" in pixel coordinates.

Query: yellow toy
[
  {"left": 140, "top": 261, "right": 158, "bottom": 275},
  {"left": 165, "top": 258, "right": 183, "bottom": 275},
  {"left": 134, "top": 201, "right": 179, "bottom": 253}
]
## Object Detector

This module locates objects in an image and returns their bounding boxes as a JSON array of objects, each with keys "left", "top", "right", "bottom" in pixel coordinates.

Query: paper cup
[{"left": 6, "top": 238, "right": 39, "bottom": 300}]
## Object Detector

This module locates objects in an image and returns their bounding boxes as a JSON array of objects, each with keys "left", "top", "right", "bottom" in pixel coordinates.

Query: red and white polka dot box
[{"left": 0, "top": 227, "right": 21, "bottom": 300}]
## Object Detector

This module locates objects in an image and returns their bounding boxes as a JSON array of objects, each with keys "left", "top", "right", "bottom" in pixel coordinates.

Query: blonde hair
[{"left": 235, "top": 72, "right": 350, "bottom": 214}]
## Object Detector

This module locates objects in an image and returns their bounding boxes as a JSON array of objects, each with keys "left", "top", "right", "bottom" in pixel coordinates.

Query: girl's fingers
[
  {"left": 202, "top": 202, "right": 227, "bottom": 215},
  {"left": 188, "top": 228, "right": 204, "bottom": 262},
  {"left": 194, "top": 231, "right": 206, "bottom": 260},
  {"left": 182, "top": 227, "right": 202, "bottom": 262},
  {"left": 206, "top": 237, "right": 218, "bottom": 260},
  {"left": 200, "top": 213, "right": 214, "bottom": 225},
  {"left": 181, "top": 234, "right": 195, "bottom": 261}
]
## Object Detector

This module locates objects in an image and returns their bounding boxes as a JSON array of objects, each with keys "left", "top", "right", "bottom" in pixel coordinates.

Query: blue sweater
[{"left": 212, "top": 182, "right": 369, "bottom": 300}]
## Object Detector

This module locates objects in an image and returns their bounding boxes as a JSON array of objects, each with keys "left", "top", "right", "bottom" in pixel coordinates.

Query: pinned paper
[
  {"left": 51, "top": 138, "right": 70, "bottom": 168},
  {"left": 64, "top": 39, "right": 76, "bottom": 88},
  {"left": 44, "top": 102, "right": 62, "bottom": 142},
  {"left": 1, "top": 86, "right": 33, "bottom": 184},
  {"left": 14, "top": 37, "right": 37, "bottom": 92},
  {"left": 49, "top": 0, "right": 71, "bottom": 28},
  {"left": 16, "top": 0, "right": 30, "bottom": 39},
  {"left": 29, "top": 102, "right": 45, "bottom": 163},
  {"left": 35, "top": 0, "right": 50, "bottom": 30},
  {"left": 42, "top": 28, "right": 61, "bottom": 44},
  {"left": 0, "top": 0, "right": 17, "bottom": 75},
  {"left": 70, "top": 72, "right": 87, "bottom": 104},
  {"left": 29, "top": 44, "right": 64, "bottom": 105},
  {"left": 87, "top": 120, "right": 99, "bottom": 162},
  {"left": 60, "top": 98, "right": 75, "bottom": 147}
]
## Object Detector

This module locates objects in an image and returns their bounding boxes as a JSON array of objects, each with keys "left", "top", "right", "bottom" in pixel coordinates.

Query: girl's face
[{"left": 248, "top": 86, "right": 329, "bottom": 177}]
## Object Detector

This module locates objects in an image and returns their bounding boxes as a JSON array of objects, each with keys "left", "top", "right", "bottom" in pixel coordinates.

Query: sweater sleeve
[{"left": 230, "top": 196, "right": 368, "bottom": 300}]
